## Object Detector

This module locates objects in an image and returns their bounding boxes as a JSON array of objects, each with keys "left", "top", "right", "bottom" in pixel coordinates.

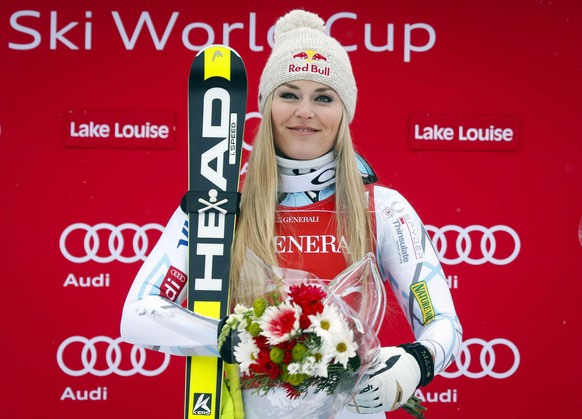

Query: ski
[{"left": 183, "top": 45, "right": 247, "bottom": 419}]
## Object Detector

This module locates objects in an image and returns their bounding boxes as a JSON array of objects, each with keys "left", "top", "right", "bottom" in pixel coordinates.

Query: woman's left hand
[{"left": 347, "top": 346, "right": 420, "bottom": 413}]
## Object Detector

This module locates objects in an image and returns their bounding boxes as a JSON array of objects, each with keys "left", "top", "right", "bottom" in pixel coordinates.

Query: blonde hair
[{"left": 230, "top": 95, "right": 373, "bottom": 305}]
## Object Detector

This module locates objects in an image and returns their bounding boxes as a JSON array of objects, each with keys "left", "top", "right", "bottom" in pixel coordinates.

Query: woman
[{"left": 121, "top": 9, "right": 462, "bottom": 418}]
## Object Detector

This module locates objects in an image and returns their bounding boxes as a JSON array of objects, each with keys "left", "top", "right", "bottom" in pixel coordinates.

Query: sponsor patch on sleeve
[
  {"left": 160, "top": 266, "right": 187, "bottom": 302},
  {"left": 411, "top": 281, "right": 435, "bottom": 325},
  {"left": 387, "top": 211, "right": 425, "bottom": 268}
]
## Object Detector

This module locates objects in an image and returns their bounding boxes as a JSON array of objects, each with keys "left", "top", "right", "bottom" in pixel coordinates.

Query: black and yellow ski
[{"left": 184, "top": 45, "right": 247, "bottom": 419}]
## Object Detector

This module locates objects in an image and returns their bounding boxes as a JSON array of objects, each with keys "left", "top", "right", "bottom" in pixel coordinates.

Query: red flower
[
  {"left": 250, "top": 343, "right": 282, "bottom": 380},
  {"left": 289, "top": 284, "right": 326, "bottom": 328},
  {"left": 279, "top": 339, "right": 295, "bottom": 364}
]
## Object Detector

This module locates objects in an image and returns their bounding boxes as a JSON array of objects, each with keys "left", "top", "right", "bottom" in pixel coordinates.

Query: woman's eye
[
  {"left": 279, "top": 92, "right": 298, "bottom": 100},
  {"left": 315, "top": 95, "right": 333, "bottom": 103}
]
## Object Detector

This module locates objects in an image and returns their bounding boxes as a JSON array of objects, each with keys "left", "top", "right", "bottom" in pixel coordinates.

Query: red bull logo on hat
[{"left": 288, "top": 49, "right": 330, "bottom": 76}]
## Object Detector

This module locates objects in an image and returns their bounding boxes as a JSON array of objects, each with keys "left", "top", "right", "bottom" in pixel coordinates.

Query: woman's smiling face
[{"left": 271, "top": 80, "right": 344, "bottom": 160}]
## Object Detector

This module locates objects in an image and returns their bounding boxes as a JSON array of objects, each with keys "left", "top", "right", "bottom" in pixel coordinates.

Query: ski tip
[
  {"left": 190, "top": 45, "right": 246, "bottom": 82},
  {"left": 195, "top": 44, "right": 242, "bottom": 59}
]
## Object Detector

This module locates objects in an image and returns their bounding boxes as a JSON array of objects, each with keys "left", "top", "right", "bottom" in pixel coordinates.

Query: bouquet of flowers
[{"left": 218, "top": 252, "right": 385, "bottom": 418}]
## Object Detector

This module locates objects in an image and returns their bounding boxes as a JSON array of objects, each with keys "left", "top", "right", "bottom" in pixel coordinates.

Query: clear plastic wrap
[{"left": 219, "top": 252, "right": 386, "bottom": 419}]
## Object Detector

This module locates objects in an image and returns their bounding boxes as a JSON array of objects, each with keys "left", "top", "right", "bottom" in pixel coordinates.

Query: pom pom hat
[{"left": 258, "top": 10, "right": 358, "bottom": 122}]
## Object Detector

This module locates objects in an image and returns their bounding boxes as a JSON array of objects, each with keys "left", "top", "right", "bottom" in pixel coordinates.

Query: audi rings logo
[
  {"left": 57, "top": 336, "right": 171, "bottom": 377},
  {"left": 441, "top": 338, "right": 520, "bottom": 379},
  {"left": 60, "top": 223, "right": 164, "bottom": 263},
  {"left": 426, "top": 225, "right": 520, "bottom": 265}
]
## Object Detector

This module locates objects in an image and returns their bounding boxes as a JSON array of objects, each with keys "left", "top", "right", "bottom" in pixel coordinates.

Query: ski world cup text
[
  {"left": 194, "top": 86, "right": 237, "bottom": 292},
  {"left": 7, "top": 11, "right": 436, "bottom": 62}
]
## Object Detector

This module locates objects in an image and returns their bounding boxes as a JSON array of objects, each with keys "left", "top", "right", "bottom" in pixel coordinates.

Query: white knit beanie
[{"left": 258, "top": 10, "right": 357, "bottom": 122}]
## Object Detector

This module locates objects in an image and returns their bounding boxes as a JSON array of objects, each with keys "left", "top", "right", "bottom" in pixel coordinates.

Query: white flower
[
  {"left": 233, "top": 303, "right": 250, "bottom": 315},
  {"left": 309, "top": 350, "right": 333, "bottom": 378},
  {"left": 326, "top": 327, "right": 358, "bottom": 369},
  {"left": 229, "top": 304, "right": 253, "bottom": 331},
  {"left": 301, "top": 355, "right": 325, "bottom": 377},
  {"left": 307, "top": 304, "right": 346, "bottom": 339},
  {"left": 233, "top": 330, "right": 260, "bottom": 373},
  {"left": 300, "top": 358, "right": 316, "bottom": 376},
  {"left": 308, "top": 304, "right": 358, "bottom": 369},
  {"left": 287, "top": 362, "right": 301, "bottom": 375}
]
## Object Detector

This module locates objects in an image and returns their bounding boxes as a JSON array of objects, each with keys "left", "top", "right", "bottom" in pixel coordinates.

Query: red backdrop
[{"left": 2, "top": 1, "right": 581, "bottom": 418}]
